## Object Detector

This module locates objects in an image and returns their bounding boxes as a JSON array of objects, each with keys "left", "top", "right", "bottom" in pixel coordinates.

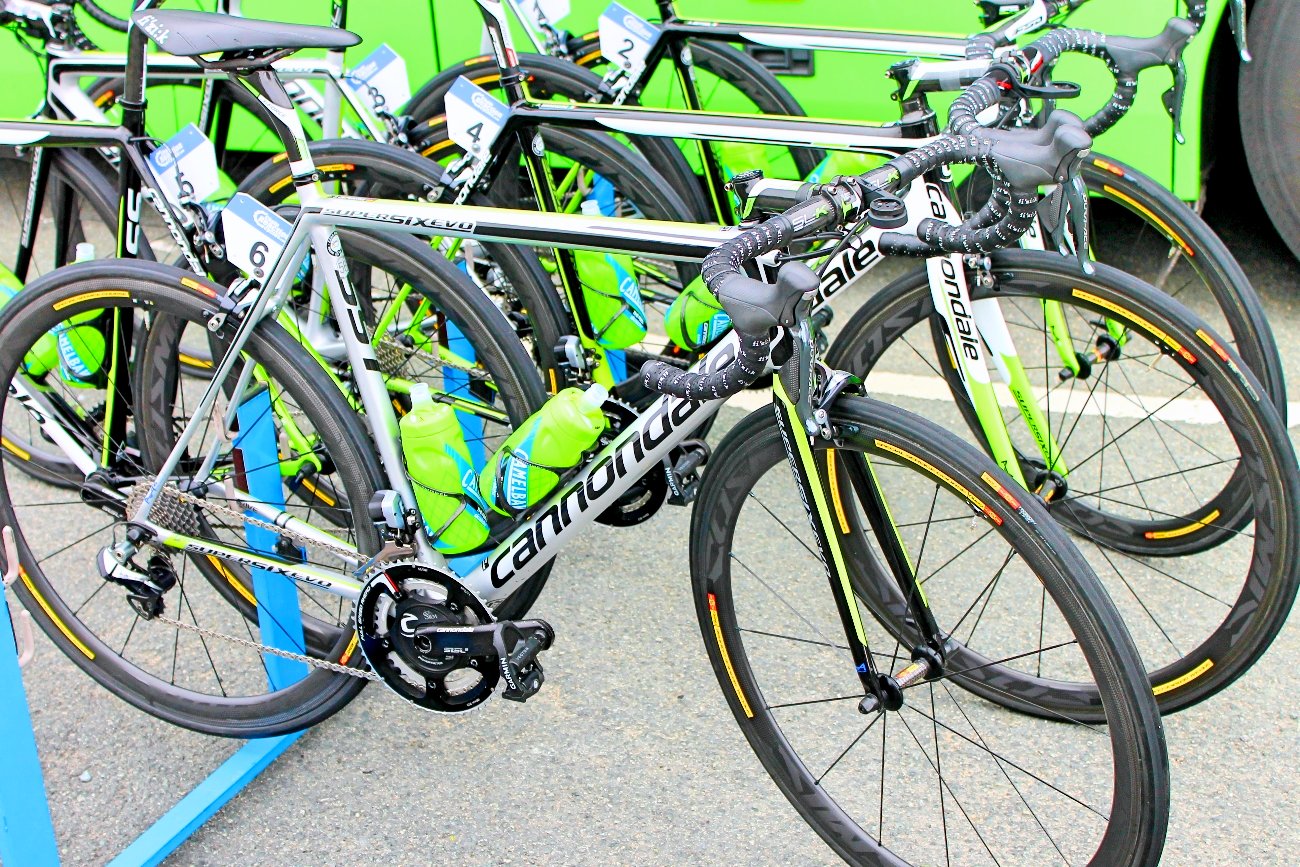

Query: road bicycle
[
  {"left": 405, "top": 0, "right": 1285, "bottom": 423},
  {"left": 133, "top": 3, "right": 1300, "bottom": 714},
  {"left": 0, "top": 11, "right": 1176, "bottom": 863}
]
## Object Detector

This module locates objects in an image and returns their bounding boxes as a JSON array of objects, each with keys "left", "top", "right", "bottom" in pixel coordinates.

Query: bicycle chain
[
  {"left": 151, "top": 610, "right": 381, "bottom": 681},
  {"left": 129, "top": 479, "right": 379, "bottom": 680}
]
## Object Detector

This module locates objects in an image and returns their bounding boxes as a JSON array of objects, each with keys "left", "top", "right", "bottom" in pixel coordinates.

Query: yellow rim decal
[
  {"left": 1071, "top": 288, "right": 1196, "bottom": 365},
  {"left": 547, "top": 367, "right": 558, "bottom": 394},
  {"left": 299, "top": 477, "right": 337, "bottom": 508},
  {"left": 1144, "top": 509, "right": 1221, "bottom": 540},
  {"left": 1101, "top": 185, "right": 1193, "bottom": 257},
  {"left": 268, "top": 175, "right": 294, "bottom": 195},
  {"left": 207, "top": 555, "right": 256, "bottom": 605},
  {"left": 1195, "top": 328, "right": 1231, "bottom": 363},
  {"left": 708, "top": 593, "right": 753, "bottom": 718},
  {"left": 177, "top": 353, "right": 214, "bottom": 369},
  {"left": 339, "top": 631, "right": 359, "bottom": 666},
  {"left": 179, "top": 276, "right": 217, "bottom": 298},
  {"left": 316, "top": 163, "right": 358, "bottom": 174},
  {"left": 826, "top": 449, "right": 851, "bottom": 535},
  {"left": 94, "top": 89, "right": 116, "bottom": 107},
  {"left": 1, "top": 436, "right": 31, "bottom": 460},
  {"left": 980, "top": 472, "right": 1022, "bottom": 511},
  {"left": 21, "top": 569, "right": 95, "bottom": 659},
  {"left": 1153, "top": 658, "right": 1213, "bottom": 695},
  {"left": 876, "top": 440, "right": 1001, "bottom": 525},
  {"left": 271, "top": 152, "right": 289, "bottom": 163},
  {"left": 1091, "top": 157, "right": 1125, "bottom": 177},
  {"left": 53, "top": 289, "right": 129, "bottom": 311}
]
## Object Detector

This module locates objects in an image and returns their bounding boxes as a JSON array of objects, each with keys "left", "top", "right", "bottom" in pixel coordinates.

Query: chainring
[
  {"left": 595, "top": 398, "right": 668, "bottom": 527},
  {"left": 355, "top": 561, "right": 499, "bottom": 713}
]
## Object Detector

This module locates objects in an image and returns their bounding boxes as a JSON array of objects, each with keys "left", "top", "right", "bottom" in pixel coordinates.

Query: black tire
[
  {"left": 825, "top": 249, "right": 1300, "bottom": 714},
  {"left": 1239, "top": 0, "right": 1300, "bottom": 262},
  {"left": 957, "top": 152, "right": 1286, "bottom": 410},
  {"left": 0, "top": 260, "right": 379, "bottom": 736},
  {"left": 236, "top": 138, "right": 571, "bottom": 391},
  {"left": 693, "top": 399, "right": 1168, "bottom": 865},
  {"left": 405, "top": 52, "right": 711, "bottom": 222},
  {"left": 570, "top": 33, "right": 825, "bottom": 182}
]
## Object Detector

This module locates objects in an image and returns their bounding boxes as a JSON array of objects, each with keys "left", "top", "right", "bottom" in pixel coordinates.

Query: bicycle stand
[{"left": 0, "top": 388, "right": 312, "bottom": 866}]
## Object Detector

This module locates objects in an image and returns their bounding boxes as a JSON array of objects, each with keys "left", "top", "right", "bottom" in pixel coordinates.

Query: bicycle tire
[
  {"left": 0, "top": 260, "right": 379, "bottom": 736},
  {"left": 825, "top": 249, "right": 1300, "bottom": 714},
  {"left": 405, "top": 52, "right": 711, "bottom": 222},
  {"left": 693, "top": 398, "right": 1168, "bottom": 865}
]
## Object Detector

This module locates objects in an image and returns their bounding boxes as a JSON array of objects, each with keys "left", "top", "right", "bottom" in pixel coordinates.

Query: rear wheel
[
  {"left": 694, "top": 400, "right": 1169, "bottom": 866},
  {"left": 0, "top": 261, "right": 380, "bottom": 736}
]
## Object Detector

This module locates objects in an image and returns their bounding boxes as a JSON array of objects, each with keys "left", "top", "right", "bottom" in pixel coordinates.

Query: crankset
[{"left": 356, "top": 562, "right": 554, "bottom": 713}]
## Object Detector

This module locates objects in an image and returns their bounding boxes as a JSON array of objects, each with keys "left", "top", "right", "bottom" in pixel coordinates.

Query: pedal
[
  {"left": 665, "top": 439, "right": 711, "bottom": 506},
  {"left": 411, "top": 617, "right": 556, "bottom": 704}
]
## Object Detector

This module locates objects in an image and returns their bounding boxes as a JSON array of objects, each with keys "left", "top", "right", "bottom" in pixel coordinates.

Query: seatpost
[
  {"left": 474, "top": 0, "right": 528, "bottom": 103},
  {"left": 114, "top": 1, "right": 158, "bottom": 261},
  {"left": 322, "top": 0, "right": 348, "bottom": 139},
  {"left": 654, "top": 0, "right": 676, "bottom": 22}
]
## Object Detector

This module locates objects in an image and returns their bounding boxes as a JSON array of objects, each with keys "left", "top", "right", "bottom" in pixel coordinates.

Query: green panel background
[{"left": 0, "top": 0, "right": 1225, "bottom": 199}]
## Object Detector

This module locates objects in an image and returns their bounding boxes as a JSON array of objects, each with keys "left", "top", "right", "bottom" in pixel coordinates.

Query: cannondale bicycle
[{"left": 0, "top": 11, "right": 1173, "bottom": 864}]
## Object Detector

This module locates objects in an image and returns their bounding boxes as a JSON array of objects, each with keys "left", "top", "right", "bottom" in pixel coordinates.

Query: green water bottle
[
  {"left": 0, "top": 263, "right": 59, "bottom": 379},
  {"left": 480, "top": 384, "right": 609, "bottom": 516},
  {"left": 665, "top": 276, "right": 731, "bottom": 351},
  {"left": 575, "top": 198, "right": 647, "bottom": 350},
  {"left": 401, "top": 383, "right": 491, "bottom": 553},
  {"left": 53, "top": 243, "right": 108, "bottom": 388}
]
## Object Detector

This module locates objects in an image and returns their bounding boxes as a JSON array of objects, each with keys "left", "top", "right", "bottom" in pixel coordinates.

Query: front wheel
[{"left": 692, "top": 400, "right": 1168, "bottom": 866}]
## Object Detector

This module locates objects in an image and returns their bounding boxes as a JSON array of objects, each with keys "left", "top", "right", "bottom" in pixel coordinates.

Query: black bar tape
[
  {"left": 880, "top": 185, "right": 1038, "bottom": 257},
  {"left": 640, "top": 330, "right": 772, "bottom": 400}
]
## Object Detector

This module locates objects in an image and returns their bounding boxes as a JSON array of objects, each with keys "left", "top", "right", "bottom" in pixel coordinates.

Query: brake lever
[
  {"left": 1228, "top": 0, "right": 1250, "bottom": 62},
  {"left": 1162, "top": 58, "right": 1188, "bottom": 144},
  {"left": 1062, "top": 173, "right": 1095, "bottom": 275}
]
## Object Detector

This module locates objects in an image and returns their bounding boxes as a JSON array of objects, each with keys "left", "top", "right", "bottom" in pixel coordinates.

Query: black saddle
[{"left": 131, "top": 9, "right": 359, "bottom": 58}]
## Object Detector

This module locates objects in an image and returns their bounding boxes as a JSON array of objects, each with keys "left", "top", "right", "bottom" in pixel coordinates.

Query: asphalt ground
[{"left": 4, "top": 168, "right": 1300, "bottom": 865}]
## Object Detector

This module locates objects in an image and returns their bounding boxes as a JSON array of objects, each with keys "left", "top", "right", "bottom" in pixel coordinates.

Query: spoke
[
  {"left": 904, "top": 702, "right": 1109, "bottom": 822},
  {"left": 768, "top": 694, "right": 864, "bottom": 711},
  {"left": 816, "top": 710, "right": 883, "bottom": 784}
]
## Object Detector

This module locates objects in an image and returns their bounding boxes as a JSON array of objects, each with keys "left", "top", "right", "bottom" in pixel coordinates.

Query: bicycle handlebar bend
[{"left": 641, "top": 106, "right": 1092, "bottom": 400}]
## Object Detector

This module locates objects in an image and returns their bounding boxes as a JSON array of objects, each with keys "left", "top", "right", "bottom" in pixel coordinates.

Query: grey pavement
[{"left": 4, "top": 173, "right": 1300, "bottom": 866}]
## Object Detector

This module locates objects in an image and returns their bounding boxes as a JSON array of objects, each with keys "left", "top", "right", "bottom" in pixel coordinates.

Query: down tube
[{"left": 459, "top": 341, "right": 738, "bottom": 604}]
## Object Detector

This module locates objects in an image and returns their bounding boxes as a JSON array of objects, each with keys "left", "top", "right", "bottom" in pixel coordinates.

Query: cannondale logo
[
  {"left": 623, "top": 13, "right": 655, "bottom": 41},
  {"left": 253, "top": 210, "right": 290, "bottom": 243},
  {"left": 471, "top": 91, "right": 506, "bottom": 122}
]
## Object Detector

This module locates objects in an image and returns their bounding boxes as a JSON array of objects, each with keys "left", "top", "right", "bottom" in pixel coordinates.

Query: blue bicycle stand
[{"left": 1, "top": 389, "right": 313, "bottom": 866}]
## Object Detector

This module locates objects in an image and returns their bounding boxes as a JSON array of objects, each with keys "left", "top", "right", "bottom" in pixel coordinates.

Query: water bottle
[
  {"left": 479, "top": 385, "right": 609, "bottom": 516},
  {"left": 664, "top": 276, "right": 731, "bottom": 351},
  {"left": 0, "top": 263, "right": 60, "bottom": 379},
  {"left": 400, "top": 383, "right": 491, "bottom": 553},
  {"left": 54, "top": 243, "right": 109, "bottom": 388},
  {"left": 575, "top": 197, "right": 647, "bottom": 350}
]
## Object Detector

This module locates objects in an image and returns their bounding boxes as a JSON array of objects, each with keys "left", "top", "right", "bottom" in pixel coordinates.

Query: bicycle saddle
[{"left": 131, "top": 9, "right": 359, "bottom": 58}]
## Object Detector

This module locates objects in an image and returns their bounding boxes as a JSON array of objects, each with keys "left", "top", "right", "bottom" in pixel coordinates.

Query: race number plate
[
  {"left": 343, "top": 43, "right": 411, "bottom": 114},
  {"left": 598, "top": 2, "right": 660, "bottom": 81},
  {"left": 146, "top": 124, "right": 218, "bottom": 206},
  {"left": 220, "top": 193, "right": 293, "bottom": 280},
  {"left": 444, "top": 76, "right": 511, "bottom": 159}
]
